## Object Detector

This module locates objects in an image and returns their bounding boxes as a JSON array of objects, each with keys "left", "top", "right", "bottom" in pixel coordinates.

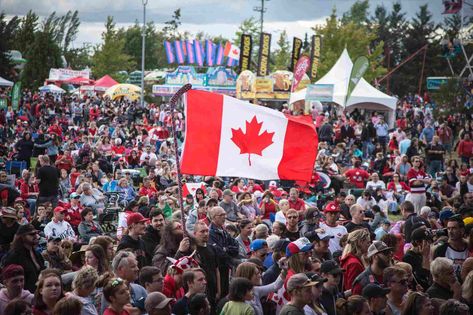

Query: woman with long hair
[
  {"left": 238, "top": 192, "right": 259, "bottom": 221},
  {"left": 84, "top": 245, "right": 110, "bottom": 274},
  {"left": 152, "top": 220, "right": 185, "bottom": 273},
  {"left": 91, "top": 236, "right": 115, "bottom": 263},
  {"left": 335, "top": 295, "right": 371, "bottom": 315},
  {"left": 339, "top": 229, "right": 370, "bottom": 291},
  {"left": 401, "top": 292, "right": 434, "bottom": 315},
  {"left": 33, "top": 269, "right": 65, "bottom": 315},
  {"left": 234, "top": 262, "right": 285, "bottom": 315}
]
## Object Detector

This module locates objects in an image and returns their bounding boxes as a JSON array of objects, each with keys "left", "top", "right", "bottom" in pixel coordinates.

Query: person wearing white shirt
[
  {"left": 319, "top": 203, "right": 347, "bottom": 254},
  {"left": 366, "top": 173, "right": 386, "bottom": 192},
  {"left": 44, "top": 206, "right": 76, "bottom": 241},
  {"left": 140, "top": 144, "right": 158, "bottom": 163}
]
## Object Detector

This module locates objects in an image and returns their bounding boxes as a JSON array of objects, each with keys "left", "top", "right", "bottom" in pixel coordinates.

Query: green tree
[
  {"left": 0, "top": 13, "right": 20, "bottom": 79},
  {"left": 272, "top": 30, "right": 290, "bottom": 71},
  {"left": 66, "top": 44, "right": 92, "bottom": 69},
  {"left": 120, "top": 21, "right": 161, "bottom": 70},
  {"left": 341, "top": 0, "right": 369, "bottom": 26},
  {"left": 12, "top": 10, "right": 38, "bottom": 55},
  {"left": 313, "top": 8, "right": 386, "bottom": 83},
  {"left": 163, "top": 9, "right": 181, "bottom": 39},
  {"left": 21, "top": 21, "right": 62, "bottom": 88},
  {"left": 390, "top": 4, "right": 442, "bottom": 95},
  {"left": 92, "top": 16, "right": 133, "bottom": 79}
]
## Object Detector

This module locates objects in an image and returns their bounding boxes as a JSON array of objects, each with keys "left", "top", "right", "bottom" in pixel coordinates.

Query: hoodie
[
  {"left": 0, "top": 288, "right": 34, "bottom": 314},
  {"left": 340, "top": 253, "right": 364, "bottom": 292}
]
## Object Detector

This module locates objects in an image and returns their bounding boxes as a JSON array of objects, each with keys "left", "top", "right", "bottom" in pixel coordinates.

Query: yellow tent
[{"left": 104, "top": 84, "right": 141, "bottom": 100}]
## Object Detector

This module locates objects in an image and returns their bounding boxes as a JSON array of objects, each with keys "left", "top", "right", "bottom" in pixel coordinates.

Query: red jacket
[
  {"left": 458, "top": 139, "right": 473, "bottom": 158},
  {"left": 162, "top": 274, "right": 184, "bottom": 302},
  {"left": 340, "top": 253, "right": 364, "bottom": 292}
]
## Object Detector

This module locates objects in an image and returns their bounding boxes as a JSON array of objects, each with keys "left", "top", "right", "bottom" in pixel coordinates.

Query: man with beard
[
  {"left": 193, "top": 221, "right": 220, "bottom": 315},
  {"left": 2, "top": 224, "right": 45, "bottom": 292},
  {"left": 153, "top": 221, "right": 191, "bottom": 275},
  {"left": 309, "top": 232, "right": 334, "bottom": 262},
  {"left": 351, "top": 241, "right": 392, "bottom": 295},
  {"left": 117, "top": 212, "right": 148, "bottom": 267},
  {"left": 383, "top": 267, "right": 409, "bottom": 315},
  {"left": 142, "top": 209, "right": 165, "bottom": 263},
  {"left": 208, "top": 206, "right": 239, "bottom": 298},
  {"left": 0, "top": 207, "right": 20, "bottom": 254}
]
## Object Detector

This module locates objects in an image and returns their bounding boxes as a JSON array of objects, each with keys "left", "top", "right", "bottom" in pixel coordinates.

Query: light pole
[{"left": 141, "top": 0, "right": 148, "bottom": 108}]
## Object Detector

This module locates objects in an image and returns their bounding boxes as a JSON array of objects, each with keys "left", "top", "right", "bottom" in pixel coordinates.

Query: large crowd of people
[{"left": 0, "top": 87, "right": 472, "bottom": 315}]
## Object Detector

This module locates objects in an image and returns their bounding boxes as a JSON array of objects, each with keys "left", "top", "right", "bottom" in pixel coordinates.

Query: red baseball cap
[
  {"left": 324, "top": 202, "right": 339, "bottom": 213},
  {"left": 127, "top": 212, "right": 147, "bottom": 226},
  {"left": 54, "top": 206, "right": 67, "bottom": 213}
]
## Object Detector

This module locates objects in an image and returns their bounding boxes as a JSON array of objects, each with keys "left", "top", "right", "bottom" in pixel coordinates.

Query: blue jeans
[
  {"left": 362, "top": 140, "right": 373, "bottom": 159},
  {"left": 427, "top": 160, "right": 443, "bottom": 178}
]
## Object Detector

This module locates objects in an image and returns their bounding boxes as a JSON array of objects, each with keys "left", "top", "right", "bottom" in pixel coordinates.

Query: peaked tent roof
[
  {"left": 0, "top": 76, "right": 14, "bottom": 87},
  {"left": 94, "top": 75, "right": 118, "bottom": 89},
  {"left": 289, "top": 49, "right": 397, "bottom": 111}
]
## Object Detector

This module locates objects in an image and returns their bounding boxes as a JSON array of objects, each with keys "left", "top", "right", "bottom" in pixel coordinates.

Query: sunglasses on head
[{"left": 111, "top": 278, "right": 124, "bottom": 287}]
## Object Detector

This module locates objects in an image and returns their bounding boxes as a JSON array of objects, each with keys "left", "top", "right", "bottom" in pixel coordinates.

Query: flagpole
[{"left": 169, "top": 83, "right": 193, "bottom": 235}]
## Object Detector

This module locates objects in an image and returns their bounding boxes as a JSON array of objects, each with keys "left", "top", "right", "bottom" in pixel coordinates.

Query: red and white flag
[
  {"left": 181, "top": 90, "right": 318, "bottom": 181},
  {"left": 182, "top": 182, "right": 207, "bottom": 197},
  {"left": 224, "top": 41, "right": 240, "bottom": 60}
]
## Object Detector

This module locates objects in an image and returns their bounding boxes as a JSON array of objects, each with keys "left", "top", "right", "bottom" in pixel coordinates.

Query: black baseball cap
[
  {"left": 411, "top": 227, "right": 433, "bottom": 242},
  {"left": 362, "top": 283, "right": 390, "bottom": 299},
  {"left": 320, "top": 260, "right": 345, "bottom": 275}
]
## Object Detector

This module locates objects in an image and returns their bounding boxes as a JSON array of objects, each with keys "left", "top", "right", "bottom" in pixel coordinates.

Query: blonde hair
[
  {"left": 342, "top": 229, "right": 370, "bottom": 258},
  {"left": 462, "top": 271, "right": 473, "bottom": 302},
  {"left": 72, "top": 266, "right": 99, "bottom": 290}
]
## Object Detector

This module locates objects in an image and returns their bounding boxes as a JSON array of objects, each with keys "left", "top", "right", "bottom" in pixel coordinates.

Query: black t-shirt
[
  {"left": 284, "top": 229, "right": 300, "bottom": 242},
  {"left": 426, "top": 144, "right": 444, "bottom": 161},
  {"left": 345, "top": 221, "right": 371, "bottom": 233},
  {"left": 37, "top": 165, "right": 59, "bottom": 197},
  {"left": 172, "top": 295, "right": 190, "bottom": 315},
  {"left": 116, "top": 235, "right": 148, "bottom": 267},
  {"left": 195, "top": 244, "right": 219, "bottom": 303}
]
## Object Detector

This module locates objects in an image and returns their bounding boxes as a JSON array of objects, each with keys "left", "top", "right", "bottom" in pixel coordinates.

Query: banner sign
[
  {"left": 290, "top": 37, "right": 303, "bottom": 71},
  {"left": 292, "top": 56, "right": 310, "bottom": 92},
  {"left": 257, "top": 33, "right": 272, "bottom": 77},
  {"left": 11, "top": 82, "right": 21, "bottom": 111},
  {"left": 426, "top": 77, "right": 451, "bottom": 90},
  {"left": 309, "top": 35, "right": 322, "bottom": 81},
  {"left": 48, "top": 68, "right": 90, "bottom": 81},
  {"left": 306, "top": 84, "right": 334, "bottom": 102},
  {"left": 239, "top": 34, "right": 253, "bottom": 73},
  {"left": 346, "top": 56, "right": 369, "bottom": 104}
]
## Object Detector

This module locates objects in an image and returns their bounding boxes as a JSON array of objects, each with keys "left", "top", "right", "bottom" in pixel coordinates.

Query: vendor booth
[
  {"left": 152, "top": 66, "right": 237, "bottom": 97},
  {"left": 290, "top": 49, "right": 398, "bottom": 127},
  {"left": 80, "top": 75, "right": 119, "bottom": 94}
]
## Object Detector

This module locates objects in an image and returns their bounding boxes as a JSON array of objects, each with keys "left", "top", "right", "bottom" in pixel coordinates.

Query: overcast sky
[{"left": 2, "top": 0, "right": 469, "bottom": 48}]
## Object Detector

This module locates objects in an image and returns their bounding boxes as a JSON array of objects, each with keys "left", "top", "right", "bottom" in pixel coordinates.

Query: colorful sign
[
  {"left": 292, "top": 56, "right": 310, "bottom": 92},
  {"left": 165, "top": 66, "right": 206, "bottom": 86},
  {"left": 48, "top": 68, "right": 90, "bottom": 81},
  {"left": 306, "top": 84, "right": 334, "bottom": 102},
  {"left": 290, "top": 37, "right": 303, "bottom": 72},
  {"left": 309, "top": 35, "right": 322, "bottom": 81},
  {"left": 257, "top": 33, "right": 272, "bottom": 77},
  {"left": 426, "top": 77, "right": 451, "bottom": 90},
  {"left": 206, "top": 67, "right": 237, "bottom": 87},
  {"left": 239, "top": 34, "right": 253, "bottom": 73}
]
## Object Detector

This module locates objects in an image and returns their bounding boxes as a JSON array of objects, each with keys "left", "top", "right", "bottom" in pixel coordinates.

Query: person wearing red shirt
[
  {"left": 112, "top": 138, "right": 126, "bottom": 157},
  {"left": 89, "top": 105, "right": 100, "bottom": 121},
  {"left": 247, "top": 179, "right": 264, "bottom": 193},
  {"left": 344, "top": 161, "right": 370, "bottom": 189},
  {"left": 288, "top": 187, "right": 306, "bottom": 215},
  {"left": 259, "top": 191, "right": 278, "bottom": 221},
  {"left": 47, "top": 122, "right": 62, "bottom": 137},
  {"left": 406, "top": 158, "right": 431, "bottom": 214},
  {"left": 63, "top": 192, "right": 83, "bottom": 230},
  {"left": 54, "top": 150, "right": 74, "bottom": 172},
  {"left": 139, "top": 177, "right": 158, "bottom": 200},
  {"left": 458, "top": 133, "right": 473, "bottom": 164}
]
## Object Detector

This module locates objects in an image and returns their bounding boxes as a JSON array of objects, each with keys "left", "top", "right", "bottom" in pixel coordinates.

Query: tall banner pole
[{"left": 169, "top": 83, "right": 193, "bottom": 235}]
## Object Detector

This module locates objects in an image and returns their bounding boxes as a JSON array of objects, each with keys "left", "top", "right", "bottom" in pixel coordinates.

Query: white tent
[
  {"left": 39, "top": 84, "right": 66, "bottom": 94},
  {"left": 0, "top": 76, "right": 14, "bottom": 87},
  {"left": 290, "top": 49, "right": 397, "bottom": 127}
]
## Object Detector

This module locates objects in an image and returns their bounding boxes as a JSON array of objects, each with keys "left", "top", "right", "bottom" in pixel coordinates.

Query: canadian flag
[
  {"left": 182, "top": 182, "right": 207, "bottom": 197},
  {"left": 181, "top": 90, "right": 318, "bottom": 181},
  {"left": 224, "top": 41, "right": 240, "bottom": 60}
]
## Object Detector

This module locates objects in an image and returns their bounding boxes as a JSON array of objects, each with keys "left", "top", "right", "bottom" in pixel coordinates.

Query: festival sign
[
  {"left": 309, "top": 35, "right": 322, "bottom": 81},
  {"left": 257, "top": 33, "right": 272, "bottom": 77},
  {"left": 206, "top": 67, "right": 237, "bottom": 87},
  {"left": 292, "top": 56, "right": 311, "bottom": 92},
  {"left": 305, "top": 84, "right": 334, "bottom": 102},
  {"left": 290, "top": 37, "right": 303, "bottom": 71},
  {"left": 239, "top": 34, "right": 253, "bottom": 73},
  {"left": 11, "top": 82, "right": 21, "bottom": 111},
  {"left": 48, "top": 68, "right": 90, "bottom": 81},
  {"left": 165, "top": 66, "right": 206, "bottom": 86},
  {"left": 236, "top": 70, "right": 257, "bottom": 99},
  {"left": 346, "top": 56, "right": 369, "bottom": 104}
]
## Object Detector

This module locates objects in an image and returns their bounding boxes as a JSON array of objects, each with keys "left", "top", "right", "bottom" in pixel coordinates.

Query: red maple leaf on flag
[
  {"left": 231, "top": 116, "right": 274, "bottom": 166},
  {"left": 232, "top": 49, "right": 239, "bottom": 55}
]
